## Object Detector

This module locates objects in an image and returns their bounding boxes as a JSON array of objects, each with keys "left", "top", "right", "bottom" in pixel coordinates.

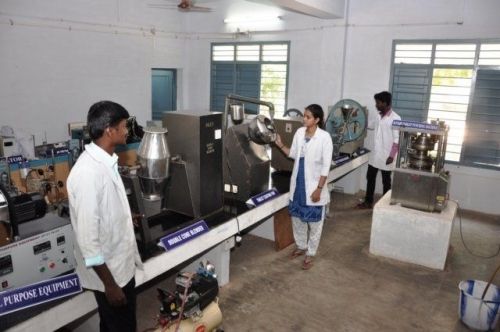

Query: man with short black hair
[
  {"left": 357, "top": 91, "right": 401, "bottom": 209},
  {"left": 67, "top": 100, "right": 142, "bottom": 332}
]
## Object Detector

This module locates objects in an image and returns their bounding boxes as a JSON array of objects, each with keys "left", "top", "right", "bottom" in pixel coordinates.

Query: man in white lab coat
[
  {"left": 357, "top": 91, "right": 401, "bottom": 209},
  {"left": 67, "top": 101, "right": 142, "bottom": 332}
]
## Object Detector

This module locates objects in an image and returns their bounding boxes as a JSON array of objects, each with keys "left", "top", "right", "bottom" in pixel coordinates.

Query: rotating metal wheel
[
  {"left": 326, "top": 99, "right": 367, "bottom": 142},
  {"left": 325, "top": 99, "right": 368, "bottom": 157}
]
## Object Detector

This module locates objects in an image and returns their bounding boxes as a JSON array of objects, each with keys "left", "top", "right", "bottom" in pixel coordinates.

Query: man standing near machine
[
  {"left": 357, "top": 91, "right": 401, "bottom": 209},
  {"left": 67, "top": 101, "right": 142, "bottom": 332}
]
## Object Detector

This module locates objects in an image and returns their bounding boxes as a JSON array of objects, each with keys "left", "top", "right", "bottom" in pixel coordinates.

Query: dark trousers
[
  {"left": 365, "top": 164, "right": 392, "bottom": 204},
  {"left": 93, "top": 277, "right": 136, "bottom": 332}
]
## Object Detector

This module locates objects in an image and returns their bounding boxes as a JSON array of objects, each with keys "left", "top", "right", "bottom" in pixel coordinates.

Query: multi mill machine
[
  {"left": 270, "top": 99, "right": 368, "bottom": 192},
  {"left": 325, "top": 99, "right": 368, "bottom": 158},
  {"left": 390, "top": 119, "right": 450, "bottom": 212}
]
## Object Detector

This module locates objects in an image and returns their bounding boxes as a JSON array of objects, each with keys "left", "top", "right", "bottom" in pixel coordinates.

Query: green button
[{"left": 39, "top": 267, "right": 45, "bottom": 273}]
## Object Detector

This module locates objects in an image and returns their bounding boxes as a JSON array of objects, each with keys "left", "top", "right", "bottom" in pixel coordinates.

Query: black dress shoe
[{"left": 356, "top": 202, "right": 373, "bottom": 209}]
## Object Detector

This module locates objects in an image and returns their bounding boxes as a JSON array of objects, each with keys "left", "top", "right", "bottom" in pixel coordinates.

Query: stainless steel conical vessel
[{"left": 137, "top": 127, "right": 170, "bottom": 200}]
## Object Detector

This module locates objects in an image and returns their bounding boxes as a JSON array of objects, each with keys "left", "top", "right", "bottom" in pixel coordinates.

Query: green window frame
[
  {"left": 390, "top": 39, "right": 500, "bottom": 170},
  {"left": 210, "top": 41, "right": 290, "bottom": 115}
]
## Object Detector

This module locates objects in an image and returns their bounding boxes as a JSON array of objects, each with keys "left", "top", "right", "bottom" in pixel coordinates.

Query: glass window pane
[
  {"left": 478, "top": 59, "right": 500, "bottom": 65},
  {"left": 394, "top": 58, "right": 431, "bottom": 64},
  {"left": 428, "top": 102, "right": 468, "bottom": 112},
  {"left": 445, "top": 151, "right": 461, "bottom": 162},
  {"left": 436, "top": 44, "right": 476, "bottom": 51},
  {"left": 395, "top": 50, "right": 432, "bottom": 58},
  {"left": 434, "top": 44, "right": 477, "bottom": 65},
  {"left": 428, "top": 68, "right": 472, "bottom": 161},
  {"left": 213, "top": 45, "right": 234, "bottom": 61},
  {"left": 394, "top": 43, "right": 432, "bottom": 64},
  {"left": 427, "top": 110, "right": 467, "bottom": 121},
  {"left": 262, "top": 44, "right": 288, "bottom": 62},
  {"left": 478, "top": 51, "right": 500, "bottom": 58},
  {"left": 236, "top": 45, "right": 260, "bottom": 61},
  {"left": 435, "top": 51, "right": 476, "bottom": 59},
  {"left": 212, "top": 42, "right": 289, "bottom": 114},
  {"left": 433, "top": 68, "right": 473, "bottom": 78},
  {"left": 480, "top": 44, "right": 500, "bottom": 51},
  {"left": 260, "top": 64, "right": 287, "bottom": 113},
  {"left": 396, "top": 44, "right": 432, "bottom": 51},
  {"left": 445, "top": 144, "right": 463, "bottom": 153},
  {"left": 435, "top": 58, "right": 475, "bottom": 65},
  {"left": 430, "top": 86, "right": 471, "bottom": 96},
  {"left": 429, "top": 94, "right": 470, "bottom": 104},
  {"left": 479, "top": 44, "right": 500, "bottom": 65},
  {"left": 431, "top": 77, "right": 472, "bottom": 87}
]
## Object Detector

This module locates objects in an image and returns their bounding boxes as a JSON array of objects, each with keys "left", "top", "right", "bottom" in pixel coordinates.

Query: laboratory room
[{"left": 1, "top": 0, "right": 499, "bottom": 331}]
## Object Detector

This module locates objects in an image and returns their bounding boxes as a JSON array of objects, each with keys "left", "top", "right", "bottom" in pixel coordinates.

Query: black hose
[{"left": 454, "top": 200, "right": 500, "bottom": 259}]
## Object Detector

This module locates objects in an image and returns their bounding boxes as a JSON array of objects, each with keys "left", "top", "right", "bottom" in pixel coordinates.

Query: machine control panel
[
  {"left": 0, "top": 254, "right": 13, "bottom": 276},
  {"left": 0, "top": 223, "right": 76, "bottom": 291},
  {"left": 33, "top": 240, "right": 51, "bottom": 255}
]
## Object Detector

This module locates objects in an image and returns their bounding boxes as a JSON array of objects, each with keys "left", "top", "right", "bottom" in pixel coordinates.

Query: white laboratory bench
[{"left": 5, "top": 153, "right": 369, "bottom": 332}]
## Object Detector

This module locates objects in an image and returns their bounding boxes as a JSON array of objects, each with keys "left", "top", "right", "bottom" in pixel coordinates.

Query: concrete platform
[{"left": 369, "top": 191, "right": 457, "bottom": 270}]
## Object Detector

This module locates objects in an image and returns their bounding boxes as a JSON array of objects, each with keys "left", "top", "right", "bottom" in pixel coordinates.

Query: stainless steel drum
[
  {"left": 137, "top": 127, "right": 170, "bottom": 201},
  {"left": 248, "top": 115, "right": 277, "bottom": 145}
]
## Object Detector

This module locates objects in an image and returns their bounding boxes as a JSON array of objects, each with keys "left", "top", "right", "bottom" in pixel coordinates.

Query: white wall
[
  {"left": 0, "top": 0, "right": 186, "bottom": 143},
  {"left": 1, "top": 0, "right": 499, "bottom": 214},
  {"left": 182, "top": 0, "right": 500, "bottom": 214},
  {"left": 181, "top": 0, "right": 347, "bottom": 112}
]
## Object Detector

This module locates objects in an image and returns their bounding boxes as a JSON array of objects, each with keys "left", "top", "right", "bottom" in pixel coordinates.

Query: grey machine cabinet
[
  {"left": 271, "top": 117, "right": 303, "bottom": 172},
  {"left": 163, "top": 111, "right": 224, "bottom": 217}
]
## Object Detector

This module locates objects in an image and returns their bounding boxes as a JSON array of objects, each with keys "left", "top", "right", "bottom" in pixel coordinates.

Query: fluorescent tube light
[{"left": 223, "top": 16, "right": 282, "bottom": 24}]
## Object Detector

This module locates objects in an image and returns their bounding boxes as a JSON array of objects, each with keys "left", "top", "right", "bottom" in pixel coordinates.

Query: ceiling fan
[{"left": 148, "top": 0, "right": 213, "bottom": 12}]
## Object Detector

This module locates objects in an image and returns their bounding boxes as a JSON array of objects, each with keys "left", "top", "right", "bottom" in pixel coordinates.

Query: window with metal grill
[
  {"left": 211, "top": 42, "right": 289, "bottom": 115},
  {"left": 391, "top": 40, "right": 500, "bottom": 170}
]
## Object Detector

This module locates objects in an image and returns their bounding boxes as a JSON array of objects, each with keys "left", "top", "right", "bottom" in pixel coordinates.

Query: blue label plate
[
  {"left": 0, "top": 273, "right": 82, "bottom": 316},
  {"left": 246, "top": 188, "right": 280, "bottom": 207},
  {"left": 158, "top": 220, "right": 209, "bottom": 251}
]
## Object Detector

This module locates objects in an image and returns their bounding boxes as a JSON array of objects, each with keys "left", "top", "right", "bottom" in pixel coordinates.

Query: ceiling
[{"left": 247, "top": 0, "right": 345, "bottom": 19}]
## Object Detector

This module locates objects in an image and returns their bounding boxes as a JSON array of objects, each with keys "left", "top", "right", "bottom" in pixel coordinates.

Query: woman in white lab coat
[{"left": 275, "top": 104, "right": 333, "bottom": 270}]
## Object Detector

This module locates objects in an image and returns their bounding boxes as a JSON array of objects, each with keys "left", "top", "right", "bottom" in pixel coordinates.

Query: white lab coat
[
  {"left": 288, "top": 127, "right": 333, "bottom": 206},
  {"left": 67, "top": 143, "right": 142, "bottom": 292},
  {"left": 368, "top": 109, "right": 401, "bottom": 171}
]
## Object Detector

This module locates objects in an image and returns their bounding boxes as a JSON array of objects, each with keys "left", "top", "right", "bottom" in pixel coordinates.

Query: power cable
[{"left": 453, "top": 200, "right": 500, "bottom": 259}]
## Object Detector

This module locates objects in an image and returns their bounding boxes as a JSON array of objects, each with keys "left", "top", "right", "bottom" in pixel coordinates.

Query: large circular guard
[
  {"left": 247, "top": 114, "right": 277, "bottom": 145},
  {"left": 326, "top": 99, "right": 367, "bottom": 142},
  {"left": 326, "top": 99, "right": 368, "bottom": 157}
]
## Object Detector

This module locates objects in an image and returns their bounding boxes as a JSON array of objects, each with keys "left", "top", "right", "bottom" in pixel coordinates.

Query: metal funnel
[{"left": 137, "top": 127, "right": 170, "bottom": 201}]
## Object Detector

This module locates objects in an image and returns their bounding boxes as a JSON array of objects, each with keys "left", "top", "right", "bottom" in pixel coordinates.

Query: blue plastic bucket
[{"left": 458, "top": 280, "right": 500, "bottom": 331}]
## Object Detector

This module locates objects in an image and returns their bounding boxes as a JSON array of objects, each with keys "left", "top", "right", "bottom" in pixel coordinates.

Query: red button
[
  {"left": 1, "top": 280, "right": 8, "bottom": 289},
  {"left": 49, "top": 262, "right": 55, "bottom": 269}
]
